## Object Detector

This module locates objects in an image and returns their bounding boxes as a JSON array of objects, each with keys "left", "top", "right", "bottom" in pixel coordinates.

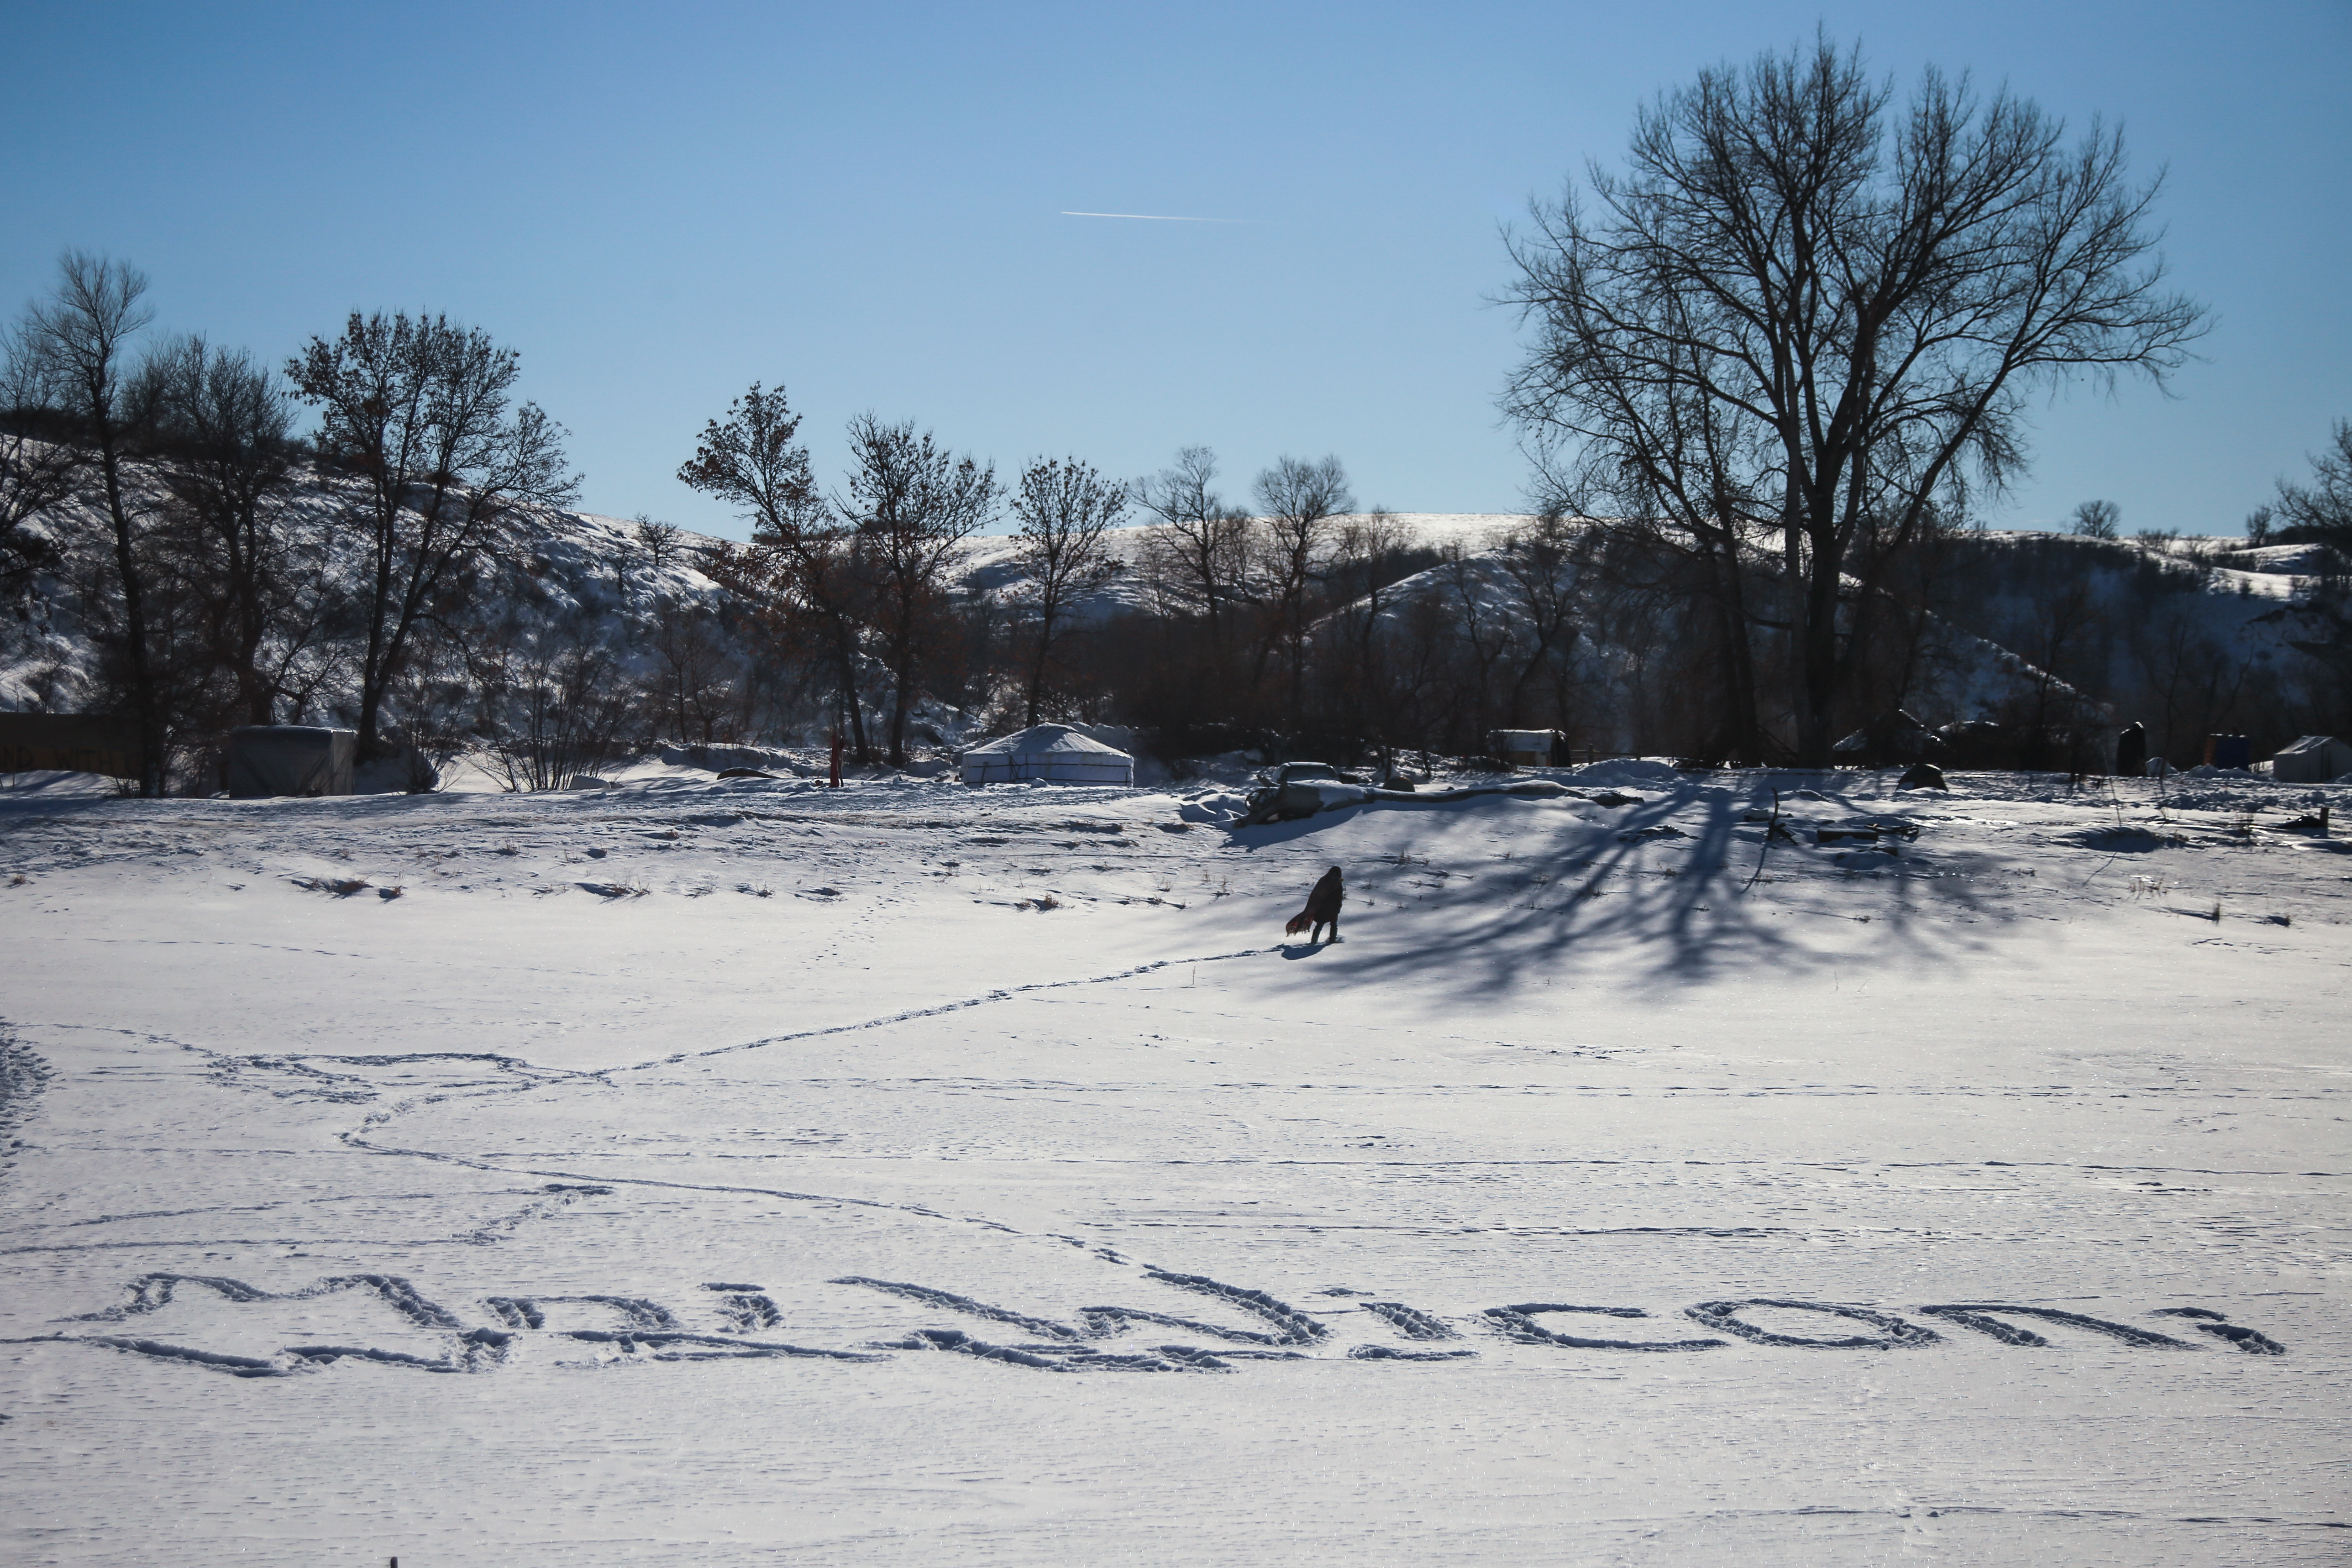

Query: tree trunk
[
  {"left": 94, "top": 422, "right": 163, "bottom": 795},
  {"left": 1025, "top": 605, "right": 1055, "bottom": 729},
  {"left": 830, "top": 617, "right": 869, "bottom": 762},
  {"left": 1795, "top": 527, "right": 1844, "bottom": 767}
]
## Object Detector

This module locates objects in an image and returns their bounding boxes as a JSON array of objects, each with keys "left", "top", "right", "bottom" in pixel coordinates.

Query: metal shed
[{"left": 2270, "top": 734, "right": 2352, "bottom": 784}]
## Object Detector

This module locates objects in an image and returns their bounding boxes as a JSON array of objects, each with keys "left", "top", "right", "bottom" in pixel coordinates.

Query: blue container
[{"left": 2208, "top": 734, "right": 2251, "bottom": 770}]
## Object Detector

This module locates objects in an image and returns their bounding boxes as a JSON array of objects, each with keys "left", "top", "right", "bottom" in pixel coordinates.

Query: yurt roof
[{"left": 962, "top": 724, "right": 1130, "bottom": 758}]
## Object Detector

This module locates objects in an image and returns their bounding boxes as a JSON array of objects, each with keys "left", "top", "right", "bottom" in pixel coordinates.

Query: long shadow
[
  {"left": 1225, "top": 776, "right": 2000, "bottom": 1002},
  {"left": 0, "top": 793, "right": 138, "bottom": 825}
]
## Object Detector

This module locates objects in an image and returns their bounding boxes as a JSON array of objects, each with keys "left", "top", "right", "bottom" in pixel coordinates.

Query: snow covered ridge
[
  {"left": 1, "top": 452, "right": 730, "bottom": 718},
  {"left": 15, "top": 465, "right": 2341, "bottom": 791},
  {"left": 964, "top": 512, "right": 2343, "bottom": 757}
]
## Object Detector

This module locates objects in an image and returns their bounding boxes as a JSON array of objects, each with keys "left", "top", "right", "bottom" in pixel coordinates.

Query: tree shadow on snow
[{"left": 1228, "top": 780, "right": 2002, "bottom": 1000}]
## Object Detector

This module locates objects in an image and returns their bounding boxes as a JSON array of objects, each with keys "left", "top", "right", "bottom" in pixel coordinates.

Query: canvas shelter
[
  {"left": 2271, "top": 734, "right": 2352, "bottom": 784},
  {"left": 226, "top": 725, "right": 357, "bottom": 797},
  {"left": 958, "top": 724, "right": 1134, "bottom": 786},
  {"left": 1494, "top": 729, "right": 1565, "bottom": 767}
]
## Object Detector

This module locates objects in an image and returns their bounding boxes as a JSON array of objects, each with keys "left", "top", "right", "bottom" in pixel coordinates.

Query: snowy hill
[
  {"left": 1, "top": 455, "right": 733, "bottom": 719},
  {"left": 10, "top": 467, "right": 2345, "bottom": 780},
  {"left": 962, "top": 511, "right": 2341, "bottom": 755}
]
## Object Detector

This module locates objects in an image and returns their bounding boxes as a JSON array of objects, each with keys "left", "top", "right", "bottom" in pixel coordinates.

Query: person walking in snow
[
  {"left": 2116, "top": 721, "right": 2147, "bottom": 778},
  {"left": 1285, "top": 866, "right": 1345, "bottom": 944}
]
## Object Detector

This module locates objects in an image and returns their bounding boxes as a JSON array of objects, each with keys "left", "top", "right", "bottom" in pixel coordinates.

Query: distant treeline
[{"left": 5, "top": 252, "right": 2351, "bottom": 794}]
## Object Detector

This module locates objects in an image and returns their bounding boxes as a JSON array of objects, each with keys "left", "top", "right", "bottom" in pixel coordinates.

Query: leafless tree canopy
[
  {"left": 18, "top": 251, "right": 168, "bottom": 791},
  {"left": 2071, "top": 499, "right": 2121, "bottom": 540},
  {"left": 139, "top": 336, "right": 331, "bottom": 728},
  {"left": 1250, "top": 454, "right": 1353, "bottom": 716},
  {"left": 1008, "top": 454, "right": 1125, "bottom": 726},
  {"left": 286, "top": 311, "right": 578, "bottom": 757},
  {"left": 678, "top": 384, "right": 874, "bottom": 759},
  {"left": 0, "top": 333, "right": 87, "bottom": 589},
  {"left": 1502, "top": 34, "right": 2209, "bottom": 764},
  {"left": 837, "top": 414, "right": 997, "bottom": 766},
  {"left": 5, "top": 196, "right": 2336, "bottom": 796},
  {"left": 2272, "top": 420, "right": 2352, "bottom": 550}
]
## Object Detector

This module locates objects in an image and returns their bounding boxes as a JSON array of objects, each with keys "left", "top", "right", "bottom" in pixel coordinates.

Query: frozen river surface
[{"left": 0, "top": 768, "right": 2345, "bottom": 1564}]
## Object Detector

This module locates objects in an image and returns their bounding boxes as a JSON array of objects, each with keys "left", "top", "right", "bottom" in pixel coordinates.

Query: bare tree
[
  {"left": 17, "top": 252, "right": 166, "bottom": 791},
  {"left": 0, "top": 334, "right": 85, "bottom": 591},
  {"left": 1136, "top": 446, "right": 1253, "bottom": 649},
  {"left": 2272, "top": 419, "right": 2352, "bottom": 550},
  {"left": 1008, "top": 455, "right": 1125, "bottom": 725},
  {"left": 634, "top": 514, "right": 684, "bottom": 574},
  {"left": 1494, "top": 513, "right": 1591, "bottom": 725},
  {"left": 286, "top": 311, "right": 578, "bottom": 759},
  {"left": 467, "top": 615, "right": 635, "bottom": 792},
  {"left": 1438, "top": 541, "right": 1510, "bottom": 752},
  {"left": 1504, "top": 35, "right": 2208, "bottom": 765},
  {"left": 678, "top": 384, "right": 873, "bottom": 759},
  {"left": 142, "top": 336, "right": 322, "bottom": 725},
  {"left": 2133, "top": 596, "right": 2241, "bottom": 766},
  {"left": 1317, "top": 508, "right": 1418, "bottom": 768},
  {"left": 644, "top": 596, "right": 740, "bottom": 743},
  {"left": 1250, "top": 453, "right": 1353, "bottom": 714},
  {"left": 837, "top": 414, "right": 996, "bottom": 766},
  {"left": 2071, "top": 499, "right": 2121, "bottom": 539}
]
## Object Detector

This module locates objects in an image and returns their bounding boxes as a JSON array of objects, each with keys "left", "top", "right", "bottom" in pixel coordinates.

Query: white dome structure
[{"left": 958, "top": 724, "right": 1135, "bottom": 786}]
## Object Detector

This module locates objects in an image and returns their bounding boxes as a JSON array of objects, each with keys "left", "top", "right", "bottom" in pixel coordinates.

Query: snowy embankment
[{"left": 0, "top": 769, "right": 2345, "bottom": 1566}]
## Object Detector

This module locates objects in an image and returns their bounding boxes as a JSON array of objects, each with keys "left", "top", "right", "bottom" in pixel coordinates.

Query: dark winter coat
[
  {"left": 1304, "top": 866, "right": 1344, "bottom": 922},
  {"left": 2116, "top": 723, "right": 2147, "bottom": 778}
]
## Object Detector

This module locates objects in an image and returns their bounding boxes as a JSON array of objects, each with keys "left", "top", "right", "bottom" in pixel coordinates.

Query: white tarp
[
  {"left": 1495, "top": 729, "right": 1557, "bottom": 763},
  {"left": 2270, "top": 734, "right": 2352, "bottom": 784},
  {"left": 958, "top": 724, "right": 1134, "bottom": 786},
  {"left": 226, "top": 725, "right": 356, "bottom": 798}
]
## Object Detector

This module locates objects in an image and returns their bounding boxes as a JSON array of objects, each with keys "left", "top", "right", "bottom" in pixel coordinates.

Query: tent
[
  {"left": 1494, "top": 729, "right": 1565, "bottom": 767},
  {"left": 958, "top": 724, "right": 1134, "bottom": 786},
  {"left": 226, "top": 725, "right": 357, "bottom": 797},
  {"left": 2270, "top": 734, "right": 2352, "bottom": 784}
]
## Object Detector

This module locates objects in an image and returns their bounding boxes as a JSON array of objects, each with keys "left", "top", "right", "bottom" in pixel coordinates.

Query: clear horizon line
[{"left": 1060, "top": 210, "right": 1250, "bottom": 223}]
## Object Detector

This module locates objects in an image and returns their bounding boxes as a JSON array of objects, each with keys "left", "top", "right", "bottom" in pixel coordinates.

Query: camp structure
[
  {"left": 226, "top": 725, "right": 357, "bottom": 798},
  {"left": 0, "top": 712, "right": 141, "bottom": 781},
  {"left": 957, "top": 724, "right": 1134, "bottom": 787},
  {"left": 2270, "top": 734, "right": 2352, "bottom": 784},
  {"left": 1493, "top": 729, "right": 1567, "bottom": 768}
]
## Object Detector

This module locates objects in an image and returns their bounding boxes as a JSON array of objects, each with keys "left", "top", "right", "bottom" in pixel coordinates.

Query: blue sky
[{"left": 5, "top": 1, "right": 2346, "bottom": 540}]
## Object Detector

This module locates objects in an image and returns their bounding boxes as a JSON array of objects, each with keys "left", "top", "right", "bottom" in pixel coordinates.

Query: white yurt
[
  {"left": 958, "top": 724, "right": 1135, "bottom": 786},
  {"left": 2270, "top": 734, "right": 2352, "bottom": 784}
]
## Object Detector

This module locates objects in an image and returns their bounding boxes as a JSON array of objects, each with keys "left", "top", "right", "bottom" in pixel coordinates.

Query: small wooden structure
[{"left": 0, "top": 712, "right": 141, "bottom": 781}]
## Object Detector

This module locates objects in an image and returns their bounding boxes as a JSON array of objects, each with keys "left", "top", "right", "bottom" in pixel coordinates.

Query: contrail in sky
[{"left": 1061, "top": 210, "right": 1250, "bottom": 223}]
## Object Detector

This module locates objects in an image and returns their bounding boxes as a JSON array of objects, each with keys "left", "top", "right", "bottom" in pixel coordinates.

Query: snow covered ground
[{"left": 1, "top": 767, "right": 2346, "bottom": 1565}]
